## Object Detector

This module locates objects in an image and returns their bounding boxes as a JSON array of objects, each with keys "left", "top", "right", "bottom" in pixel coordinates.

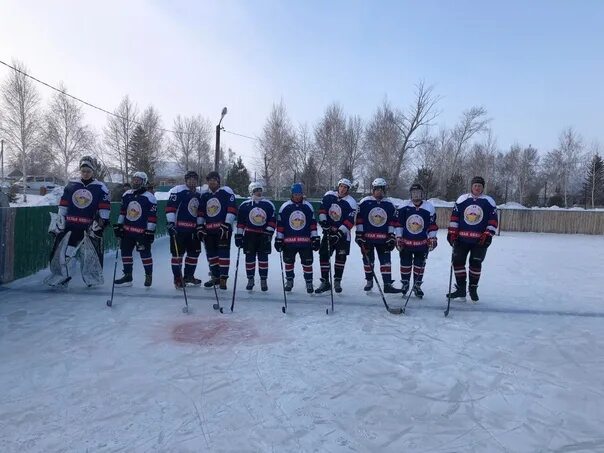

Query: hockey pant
[
  {"left": 319, "top": 234, "right": 349, "bottom": 280},
  {"left": 282, "top": 246, "right": 313, "bottom": 282},
  {"left": 361, "top": 244, "right": 393, "bottom": 285},
  {"left": 243, "top": 232, "right": 271, "bottom": 279},
  {"left": 452, "top": 242, "right": 488, "bottom": 287},
  {"left": 121, "top": 234, "right": 153, "bottom": 276},
  {"left": 399, "top": 249, "right": 427, "bottom": 285},
  {"left": 170, "top": 231, "right": 201, "bottom": 278},
  {"left": 204, "top": 232, "right": 231, "bottom": 279}
]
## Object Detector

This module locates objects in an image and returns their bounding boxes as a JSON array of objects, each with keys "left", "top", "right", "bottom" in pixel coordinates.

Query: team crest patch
[
  {"left": 72, "top": 189, "right": 93, "bottom": 208},
  {"left": 406, "top": 214, "right": 424, "bottom": 234},
  {"left": 249, "top": 207, "right": 267, "bottom": 226},
  {"left": 206, "top": 198, "right": 221, "bottom": 217},
  {"left": 126, "top": 201, "right": 142, "bottom": 221},
  {"left": 289, "top": 210, "right": 306, "bottom": 231},
  {"left": 464, "top": 205, "right": 484, "bottom": 225},
  {"left": 188, "top": 198, "right": 199, "bottom": 217},
  {"left": 328, "top": 203, "right": 342, "bottom": 222},
  {"left": 368, "top": 207, "right": 387, "bottom": 227}
]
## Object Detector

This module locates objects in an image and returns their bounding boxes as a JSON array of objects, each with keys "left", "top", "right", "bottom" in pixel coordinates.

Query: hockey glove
[
  {"left": 167, "top": 222, "right": 177, "bottom": 237},
  {"left": 478, "top": 231, "right": 492, "bottom": 247},
  {"left": 195, "top": 224, "right": 206, "bottom": 242},
  {"left": 396, "top": 237, "right": 405, "bottom": 252},
  {"left": 235, "top": 233, "right": 243, "bottom": 248},
  {"left": 88, "top": 220, "right": 104, "bottom": 239},
  {"left": 274, "top": 237, "right": 284, "bottom": 252},
  {"left": 447, "top": 230, "right": 458, "bottom": 247},
  {"left": 144, "top": 230, "right": 155, "bottom": 245},
  {"left": 355, "top": 233, "right": 366, "bottom": 247},
  {"left": 329, "top": 229, "right": 345, "bottom": 247},
  {"left": 311, "top": 235, "right": 321, "bottom": 251},
  {"left": 113, "top": 224, "right": 124, "bottom": 239},
  {"left": 385, "top": 233, "right": 396, "bottom": 252},
  {"left": 428, "top": 237, "right": 438, "bottom": 251}
]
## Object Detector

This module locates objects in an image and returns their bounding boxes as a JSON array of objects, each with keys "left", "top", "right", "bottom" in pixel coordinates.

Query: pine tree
[
  {"left": 300, "top": 155, "right": 319, "bottom": 197},
  {"left": 128, "top": 125, "right": 156, "bottom": 182},
  {"left": 225, "top": 156, "right": 250, "bottom": 196},
  {"left": 583, "top": 153, "right": 603, "bottom": 208},
  {"left": 414, "top": 167, "right": 435, "bottom": 198}
]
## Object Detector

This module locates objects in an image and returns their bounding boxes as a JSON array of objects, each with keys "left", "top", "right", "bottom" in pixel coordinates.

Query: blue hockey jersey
[
  {"left": 59, "top": 179, "right": 110, "bottom": 228},
  {"left": 166, "top": 185, "right": 206, "bottom": 232},
  {"left": 449, "top": 193, "right": 498, "bottom": 244},
  {"left": 236, "top": 198, "right": 277, "bottom": 235},
  {"left": 277, "top": 200, "right": 318, "bottom": 248},
  {"left": 118, "top": 189, "right": 157, "bottom": 235},
  {"left": 355, "top": 196, "right": 397, "bottom": 244},
  {"left": 318, "top": 191, "right": 357, "bottom": 241},
  {"left": 395, "top": 200, "right": 438, "bottom": 250},
  {"left": 198, "top": 186, "right": 238, "bottom": 233}
]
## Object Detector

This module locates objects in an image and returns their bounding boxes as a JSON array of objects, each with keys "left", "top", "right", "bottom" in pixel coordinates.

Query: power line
[{"left": 0, "top": 58, "right": 257, "bottom": 140}]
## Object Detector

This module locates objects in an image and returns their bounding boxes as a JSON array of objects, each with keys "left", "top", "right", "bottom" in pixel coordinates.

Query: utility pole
[
  {"left": 214, "top": 107, "right": 228, "bottom": 172},
  {"left": 1, "top": 139, "right": 4, "bottom": 184}
]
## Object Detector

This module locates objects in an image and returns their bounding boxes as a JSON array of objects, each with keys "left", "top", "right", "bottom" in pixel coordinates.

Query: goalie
[{"left": 46, "top": 156, "right": 111, "bottom": 287}]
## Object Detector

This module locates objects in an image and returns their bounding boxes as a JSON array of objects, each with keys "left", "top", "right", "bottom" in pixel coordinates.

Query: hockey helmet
[
  {"left": 132, "top": 171, "right": 148, "bottom": 187},
  {"left": 471, "top": 176, "right": 485, "bottom": 187},
  {"left": 249, "top": 181, "right": 264, "bottom": 196},
  {"left": 79, "top": 156, "right": 96, "bottom": 172},
  {"left": 371, "top": 177, "right": 387, "bottom": 191},
  {"left": 291, "top": 182, "right": 304, "bottom": 195},
  {"left": 337, "top": 178, "right": 352, "bottom": 189},
  {"left": 409, "top": 183, "right": 424, "bottom": 201},
  {"left": 184, "top": 170, "right": 199, "bottom": 181},
  {"left": 206, "top": 171, "right": 221, "bottom": 183}
]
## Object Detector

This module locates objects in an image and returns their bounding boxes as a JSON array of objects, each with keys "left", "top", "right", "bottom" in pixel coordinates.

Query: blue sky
[{"left": 1, "top": 0, "right": 603, "bottom": 169}]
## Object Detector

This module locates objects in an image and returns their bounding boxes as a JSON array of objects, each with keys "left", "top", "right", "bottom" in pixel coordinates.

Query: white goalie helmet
[
  {"left": 337, "top": 178, "right": 352, "bottom": 189},
  {"left": 371, "top": 177, "right": 387, "bottom": 190},
  {"left": 248, "top": 181, "right": 264, "bottom": 196},
  {"left": 132, "top": 171, "right": 148, "bottom": 186}
]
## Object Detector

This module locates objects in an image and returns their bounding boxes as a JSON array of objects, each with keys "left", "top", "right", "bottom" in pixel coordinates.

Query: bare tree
[
  {"left": 141, "top": 105, "right": 164, "bottom": 169},
  {"left": 45, "top": 83, "right": 94, "bottom": 182},
  {"left": 169, "top": 114, "right": 212, "bottom": 177},
  {"left": 313, "top": 103, "right": 346, "bottom": 189},
  {"left": 257, "top": 100, "right": 295, "bottom": 197},
  {"left": 557, "top": 127, "right": 584, "bottom": 207},
  {"left": 103, "top": 95, "right": 138, "bottom": 182},
  {"left": 387, "top": 81, "right": 441, "bottom": 191},
  {"left": 0, "top": 60, "right": 42, "bottom": 201},
  {"left": 341, "top": 115, "right": 365, "bottom": 182}
]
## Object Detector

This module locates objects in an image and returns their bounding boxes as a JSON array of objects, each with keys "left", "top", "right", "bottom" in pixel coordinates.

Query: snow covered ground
[{"left": 1, "top": 230, "right": 604, "bottom": 452}]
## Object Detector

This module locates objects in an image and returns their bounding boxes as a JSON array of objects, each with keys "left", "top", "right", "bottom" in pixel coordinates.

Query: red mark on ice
[{"left": 172, "top": 318, "right": 265, "bottom": 346}]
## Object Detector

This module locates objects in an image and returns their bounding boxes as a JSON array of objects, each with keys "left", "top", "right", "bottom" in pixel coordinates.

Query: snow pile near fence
[{"left": 498, "top": 201, "right": 528, "bottom": 210}]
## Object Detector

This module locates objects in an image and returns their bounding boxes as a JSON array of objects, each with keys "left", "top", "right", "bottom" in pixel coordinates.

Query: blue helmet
[{"left": 291, "top": 182, "right": 304, "bottom": 194}]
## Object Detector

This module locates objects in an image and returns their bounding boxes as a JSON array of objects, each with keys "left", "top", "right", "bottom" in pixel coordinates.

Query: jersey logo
[
  {"left": 206, "top": 198, "right": 221, "bottom": 217},
  {"left": 188, "top": 198, "right": 199, "bottom": 217},
  {"left": 406, "top": 214, "right": 424, "bottom": 234},
  {"left": 328, "top": 203, "right": 342, "bottom": 222},
  {"left": 249, "top": 207, "right": 267, "bottom": 226},
  {"left": 368, "top": 207, "right": 387, "bottom": 227},
  {"left": 289, "top": 210, "right": 307, "bottom": 231},
  {"left": 126, "top": 201, "right": 142, "bottom": 221},
  {"left": 72, "top": 189, "right": 93, "bottom": 209},
  {"left": 464, "top": 204, "right": 484, "bottom": 225}
]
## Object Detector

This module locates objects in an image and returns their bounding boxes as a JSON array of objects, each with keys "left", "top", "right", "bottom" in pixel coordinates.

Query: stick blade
[
  {"left": 106, "top": 300, "right": 112, "bottom": 307},
  {"left": 388, "top": 307, "right": 403, "bottom": 315}
]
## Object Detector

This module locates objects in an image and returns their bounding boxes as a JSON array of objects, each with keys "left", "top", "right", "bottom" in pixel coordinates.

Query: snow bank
[
  {"left": 428, "top": 197, "right": 454, "bottom": 207},
  {"left": 498, "top": 201, "right": 528, "bottom": 210}
]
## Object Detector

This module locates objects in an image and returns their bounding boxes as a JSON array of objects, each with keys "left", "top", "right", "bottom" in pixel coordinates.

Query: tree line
[{"left": 1, "top": 59, "right": 603, "bottom": 207}]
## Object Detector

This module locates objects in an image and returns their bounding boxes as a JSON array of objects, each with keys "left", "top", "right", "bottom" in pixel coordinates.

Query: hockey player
[
  {"left": 315, "top": 178, "right": 357, "bottom": 294},
  {"left": 112, "top": 172, "right": 157, "bottom": 287},
  {"left": 196, "top": 171, "right": 237, "bottom": 290},
  {"left": 46, "top": 156, "right": 110, "bottom": 287},
  {"left": 447, "top": 176, "right": 498, "bottom": 302},
  {"left": 355, "top": 178, "right": 401, "bottom": 293},
  {"left": 395, "top": 183, "right": 438, "bottom": 298},
  {"left": 165, "top": 171, "right": 206, "bottom": 289},
  {"left": 275, "top": 183, "right": 320, "bottom": 294},
  {"left": 235, "top": 182, "right": 276, "bottom": 292}
]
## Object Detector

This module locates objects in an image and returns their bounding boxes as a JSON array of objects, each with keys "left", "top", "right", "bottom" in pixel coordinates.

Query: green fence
[{"left": 0, "top": 198, "right": 320, "bottom": 284}]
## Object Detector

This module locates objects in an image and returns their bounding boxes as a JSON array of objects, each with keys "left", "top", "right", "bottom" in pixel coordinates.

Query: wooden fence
[{"left": 434, "top": 207, "right": 604, "bottom": 235}]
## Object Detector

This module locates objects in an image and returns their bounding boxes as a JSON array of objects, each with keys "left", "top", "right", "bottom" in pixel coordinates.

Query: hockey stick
[
  {"left": 106, "top": 241, "right": 120, "bottom": 307},
  {"left": 172, "top": 235, "right": 190, "bottom": 314},
  {"left": 361, "top": 245, "right": 402, "bottom": 315},
  {"left": 325, "top": 234, "right": 335, "bottom": 315},
  {"left": 279, "top": 249, "right": 288, "bottom": 314},
  {"left": 444, "top": 254, "right": 454, "bottom": 317},
  {"left": 228, "top": 246, "right": 242, "bottom": 312}
]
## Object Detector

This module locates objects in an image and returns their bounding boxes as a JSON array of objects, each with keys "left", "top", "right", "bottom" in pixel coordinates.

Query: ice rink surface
[{"left": 1, "top": 230, "right": 604, "bottom": 452}]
